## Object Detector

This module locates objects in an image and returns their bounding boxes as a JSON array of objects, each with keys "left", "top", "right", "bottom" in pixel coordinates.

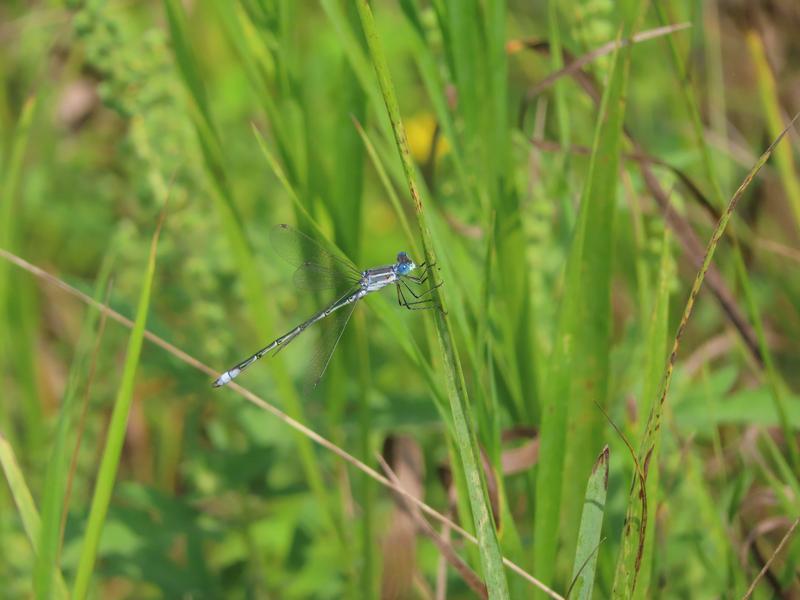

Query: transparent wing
[
  {"left": 292, "top": 261, "right": 359, "bottom": 292},
  {"left": 270, "top": 224, "right": 362, "bottom": 282},
  {"left": 302, "top": 296, "right": 358, "bottom": 396}
]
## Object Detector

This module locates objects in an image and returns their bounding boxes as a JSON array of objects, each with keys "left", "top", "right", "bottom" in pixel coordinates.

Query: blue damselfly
[{"left": 213, "top": 224, "right": 440, "bottom": 389}]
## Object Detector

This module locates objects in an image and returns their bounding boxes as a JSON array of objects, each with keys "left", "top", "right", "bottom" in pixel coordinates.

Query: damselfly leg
[
  {"left": 400, "top": 278, "right": 442, "bottom": 300},
  {"left": 396, "top": 281, "right": 442, "bottom": 311}
]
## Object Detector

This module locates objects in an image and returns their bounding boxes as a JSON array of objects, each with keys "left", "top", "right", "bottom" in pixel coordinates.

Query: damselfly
[{"left": 213, "top": 224, "right": 440, "bottom": 389}]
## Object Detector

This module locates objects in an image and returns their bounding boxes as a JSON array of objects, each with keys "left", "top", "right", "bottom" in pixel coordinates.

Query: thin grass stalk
[
  {"left": 355, "top": 1, "right": 510, "bottom": 597},
  {"left": 742, "top": 517, "right": 800, "bottom": 600}
]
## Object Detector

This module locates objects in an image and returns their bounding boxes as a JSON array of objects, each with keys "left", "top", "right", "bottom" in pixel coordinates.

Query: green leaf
[{"left": 568, "top": 446, "right": 609, "bottom": 600}]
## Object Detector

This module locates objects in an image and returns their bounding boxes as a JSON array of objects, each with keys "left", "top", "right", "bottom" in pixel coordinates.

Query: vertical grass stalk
[{"left": 354, "top": 1, "right": 510, "bottom": 597}]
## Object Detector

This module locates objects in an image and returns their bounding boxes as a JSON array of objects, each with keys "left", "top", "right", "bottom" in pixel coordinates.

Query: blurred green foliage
[{"left": 2, "top": 0, "right": 800, "bottom": 598}]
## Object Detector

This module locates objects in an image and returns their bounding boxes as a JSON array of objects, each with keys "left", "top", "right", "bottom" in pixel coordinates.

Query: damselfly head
[{"left": 395, "top": 251, "right": 416, "bottom": 275}]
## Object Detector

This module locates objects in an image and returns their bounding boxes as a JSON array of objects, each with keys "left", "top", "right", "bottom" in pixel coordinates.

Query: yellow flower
[{"left": 405, "top": 113, "right": 450, "bottom": 162}]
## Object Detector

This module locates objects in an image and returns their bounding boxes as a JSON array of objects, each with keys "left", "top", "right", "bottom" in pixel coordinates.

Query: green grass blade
[
  {"left": 568, "top": 446, "right": 609, "bottom": 600},
  {"left": 397, "top": 0, "right": 477, "bottom": 208},
  {"left": 0, "top": 96, "right": 40, "bottom": 456},
  {"left": 745, "top": 29, "right": 800, "bottom": 229},
  {"left": 613, "top": 230, "right": 671, "bottom": 598},
  {"left": 631, "top": 231, "right": 671, "bottom": 600},
  {"left": 34, "top": 247, "right": 116, "bottom": 599},
  {"left": 0, "top": 432, "right": 40, "bottom": 555},
  {"left": 72, "top": 215, "right": 164, "bottom": 600},
  {"left": 0, "top": 96, "right": 36, "bottom": 265},
  {"left": 0, "top": 434, "right": 68, "bottom": 599},
  {"left": 534, "top": 8, "right": 638, "bottom": 589},
  {"left": 547, "top": 1, "right": 571, "bottom": 152},
  {"left": 351, "top": 117, "right": 417, "bottom": 252},
  {"left": 319, "top": 0, "right": 385, "bottom": 118},
  {"left": 209, "top": 2, "right": 301, "bottom": 186},
  {"left": 355, "top": 1, "right": 510, "bottom": 598}
]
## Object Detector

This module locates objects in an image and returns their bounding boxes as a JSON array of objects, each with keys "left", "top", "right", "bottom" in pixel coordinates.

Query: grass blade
[
  {"left": 33, "top": 246, "right": 116, "bottom": 599},
  {"left": 72, "top": 213, "right": 164, "bottom": 599},
  {"left": 568, "top": 446, "right": 609, "bottom": 600},
  {"left": 0, "top": 433, "right": 40, "bottom": 552},
  {"left": 355, "top": 2, "right": 512, "bottom": 597},
  {"left": 612, "top": 229, "right": 671, "bottom": 598},
  {"left": 0, "top": 433, "right": 68, "bottom": 599},
  {"left": 535, "top": 6, "right": 638, "bottom": 588},
  {"left": 0, "top": 96, "right": 40, "bottom": 456},
  {"left": 745, "top": 29, "right": 800, "bottom": 229}
]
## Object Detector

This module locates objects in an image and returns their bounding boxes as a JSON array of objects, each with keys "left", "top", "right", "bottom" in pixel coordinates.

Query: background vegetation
[{"left": 2, "top": 1, "right": 800, "bottom": 598}]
